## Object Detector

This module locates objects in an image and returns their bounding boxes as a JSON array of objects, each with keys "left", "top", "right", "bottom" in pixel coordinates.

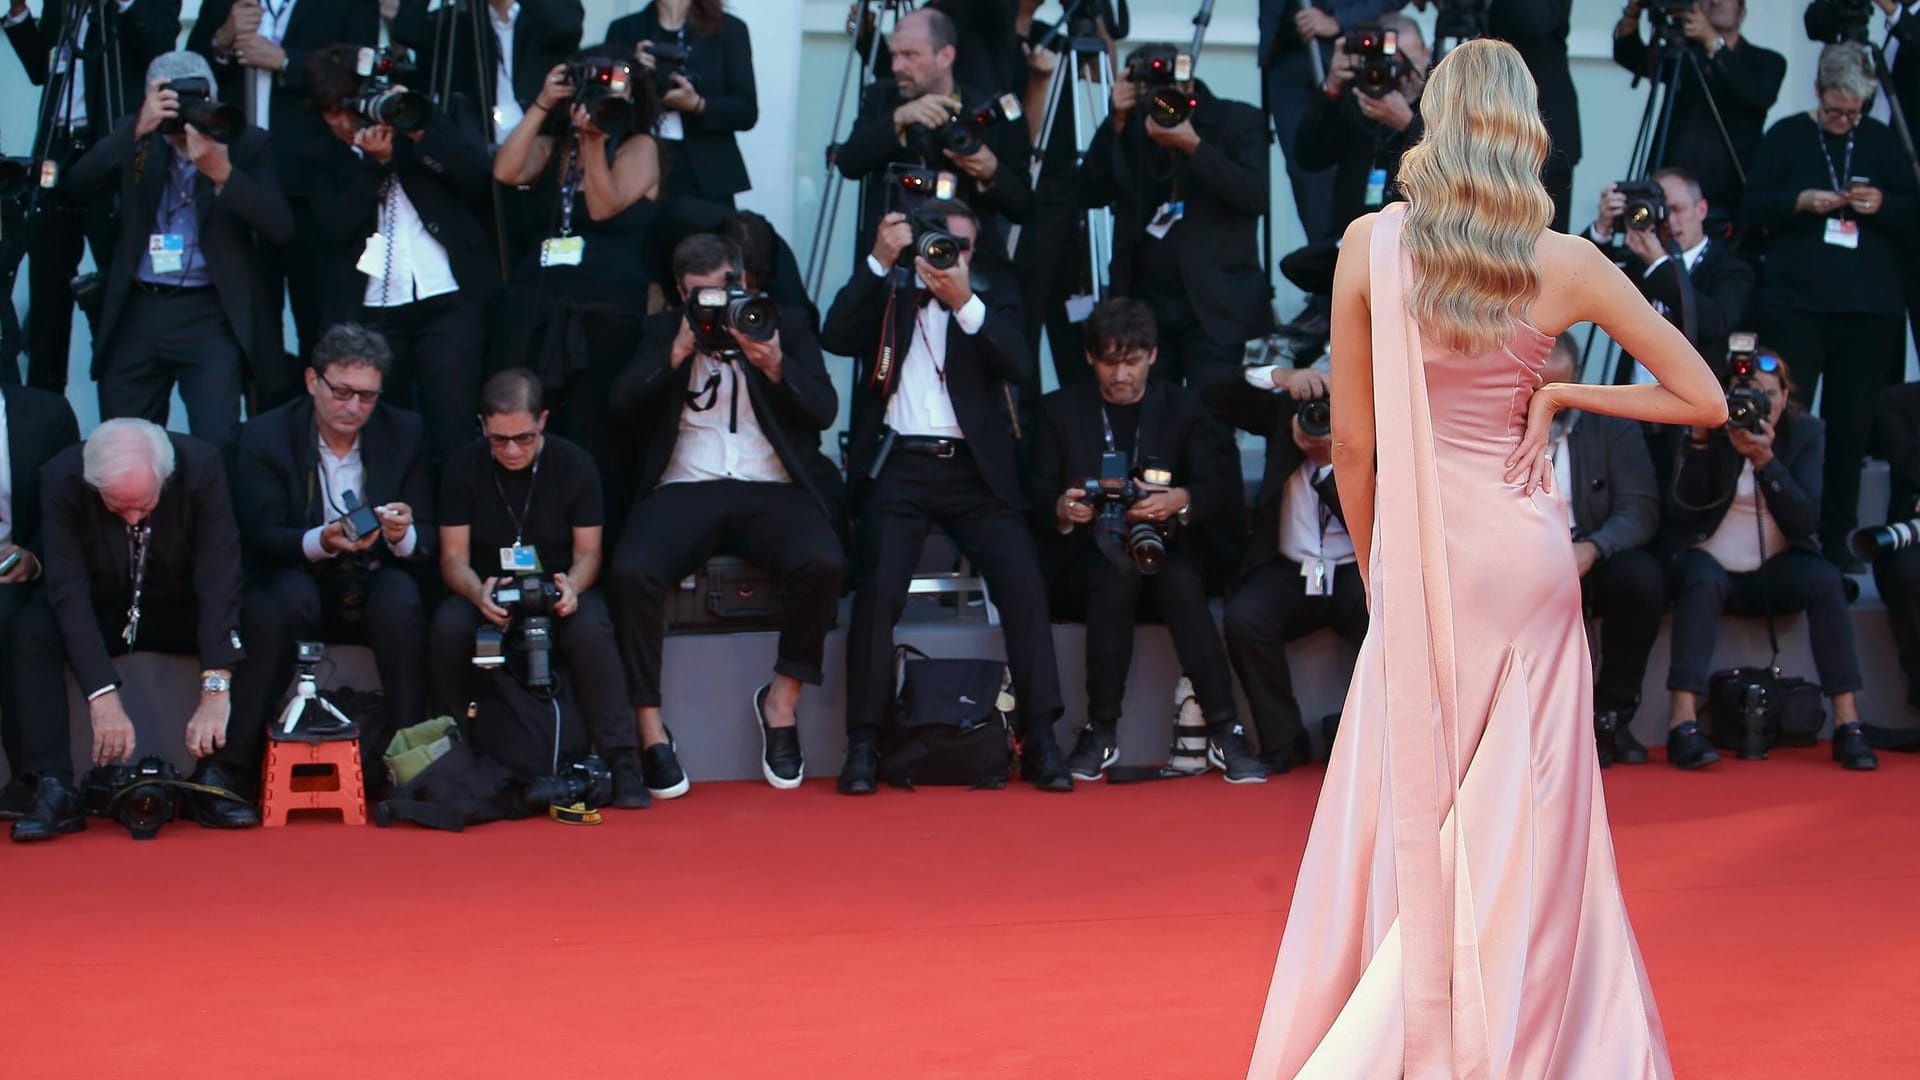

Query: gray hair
[
  {"left": 83, "top": 419, "right": 175, "bottom": 492},
  {"left": 1817, "top": 43, "right": 1876, "bottom": 103},
  {"left": 146, "top": 49, "right": 216, "bottom": 88},
  {"left": 312, "top": 323, "right": 393, "bottom": 377}
]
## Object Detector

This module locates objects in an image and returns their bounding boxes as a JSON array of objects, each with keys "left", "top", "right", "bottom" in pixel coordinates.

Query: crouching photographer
[
  {"left": 430, "top": 370, "right": 649, "bottom": 808},
  {"left": 1032, "top": 299, "right": 1263, "bottom": 784},
  {"left": 1662, "top": 346, "right": 1877, "bottom": 771}
]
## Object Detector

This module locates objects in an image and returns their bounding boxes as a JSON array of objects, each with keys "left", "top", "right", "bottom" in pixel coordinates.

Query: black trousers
[
  {"left": 1264, "top": 53, "right": 1338, "bottom": 243},
  {"left": 360, "top": 293, "right": 485, "bottom": 465},
  {"left": 1278, "top": 238, "right": 1340, "bottom": 300},
  {"left": 846, "top": 449, "right": 1064, "bottom": 742},
  {"left": 261, "top": 197, "right": 327, "bottom": 407},
  {"left": 241, "top": 565, "right": 428, "bottom": 780},
  {"left": 1050, "top": 542, "right": 1236, "bottom": 730},
  {"left": 1545, "top": 153, "right": 1576, "bottom": 234},
  {"left": 1667, "top": 548, "right": 1864, "bottom": 696},
  {"left": 1, "top": 584, "right": 73, "bottom": 779},
  {"left": 1873, "top": 545, "right": 1920, "bottom": 710},
  {"left": 1752, "top": 305, "right": 1904, "bottom": 551},
  {"left": 24, "top": 134, "right": 116, "bottom": 393},
  {"left": 1140, "top": 294, "right": 1246, "bottom": 387},
  {"left": 428, "top": 589, "right": 638, "bottom": 756},
  {"left": 98, "top": 287, "right": 245, "bottom": 452},
  {"left": 1579, "top": 547, "right": 1667, "bottom": 717},
  {"left": 1015, "top": 192, "right": 1092, "bottom": 392},
  {"left": 608, "top": 480, "right": 846, "bottom": 708},
  {"left": 1223, "top": 557, "right": 1367, "bottom": 767}
]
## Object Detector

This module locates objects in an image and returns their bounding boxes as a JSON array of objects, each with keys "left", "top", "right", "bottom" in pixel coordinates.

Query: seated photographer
[
  {"left": 1031, "top": 299, "right": 1262, "bottom": 784},
  {"left": 604, "top": 0, "right": 758, "bottom": 211},
  {"left": 607, "top": 234, "right": 846, "bottom": 795},
  {"left": 233, "top": 325, "right": 433, "bottom": 792},
  {"left": 391, "top": 0, "right": 586, "bottom": 146},
  {"left": 834, "top": 6, "right": 1032, "bottom": 261},
  {"left": 1870, "top": 381, "right": 1920, "bottom": 716},
  {"left": 63, "top": 50, "right": 293, "bottom": 453},
  {"left": 1663, "top": 347, "right": 1877, "bottom": 771},
  {"left": 431, "top": 369, "right": 647, "bottom": 808},
  {"left": 1, "top": 384, "right": 81, "bottom": 839},
  {"left": 303, "top": 44, "right": 496, "bottom": 466},
  {"left": 1200, "top": 361, "right": 1361, "bottom": 775},
  {"left": 1611, "top": 1, "right": 1786, "bottom": 217},
  {"left": 1537, "top": 333, "right": 1666, "bottom": 768},
  {"left": 821, "top": 198, "right": 1072, "bottom": 795},
  {"left": 25, "top": 419, "right": 263, "bottom": 831},
  {"left": 1080, "top": 44, "right": 1270, "bottom": 386},
  {"left": 1743, "top": 42, "right": 1918, "bottom": 571}
]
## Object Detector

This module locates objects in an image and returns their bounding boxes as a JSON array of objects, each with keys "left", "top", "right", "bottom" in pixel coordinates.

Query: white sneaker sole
[
  {"left": 1209, "top": 747, "right": 1269, "bottom": 784},
  {"left": 648, "top": 776, "right": 692, "bottom": 800},
  {"left": 1068, "top": 746, "right": 1119, "bottom": 782},
  {"left": 756, "top": 684, "right": 805, "bottom": 790}
]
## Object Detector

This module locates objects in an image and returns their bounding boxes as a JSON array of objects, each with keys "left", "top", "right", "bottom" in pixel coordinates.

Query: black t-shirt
[
  {"left": 1103, "top": 401, "right": 1141, "bottom": 458},
  {"left": 439, "top": 435, "right": 603, "bottom": 576}
]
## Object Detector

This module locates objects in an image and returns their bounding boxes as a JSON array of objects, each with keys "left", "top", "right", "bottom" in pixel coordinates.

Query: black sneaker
[
  {"left": 609, "top": 752, "right": 652, "bottom": 809},
  {"left": 755, "top": 684, "right": 805, "bottom": 790},
  {"left": 1065, "top": 725, "right": 1119, "bottom": 781},
  {"left": 1832, "top": 721, "right": 1879, "bottom": 771},
  {"left": 642, "top": 733, "right": 691, "bottom": 800},
  {"left": 1207, "top": 722, "right": 1269, "bottom": 784},
  {"left": 1666, "top": 721, "right": 1720, "bottom": 770}
]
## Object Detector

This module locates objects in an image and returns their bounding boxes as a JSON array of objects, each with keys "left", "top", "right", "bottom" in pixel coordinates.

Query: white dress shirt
[
  {"left": 1549, "top": 412, "right": 1577, "bottom": 530},
  {"left": 361, "top": 171, "right": 460, "bottom": 307},
  {"left": 658, "top": 353, "right": 792, "bottom": 486},
  {"left": 1695, "top": 461, "right": 1788, "bottom": 574},
  {"left": 491, "top": 2, "right": 525, "bottom": 142},
  {"left": 247, "top": 0, "right": 299, "bottom": 131},
  {"left": 1628, "top": 236, "right": 1710, "bottom": 385},
  {"left": 300, "top": 434, "right": 419, "bottom": 561},
  {"left": 866, "top": 254, "right": 982, "bottom": 439},
  {"left": 1278, "top": 461, "right": 1354, "bottom": 568},
  {"left": 0, "top": 390, "right": 13, "bottom": 550}
]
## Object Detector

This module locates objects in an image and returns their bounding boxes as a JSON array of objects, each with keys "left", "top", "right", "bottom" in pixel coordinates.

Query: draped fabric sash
[{"left": 1367, "top": 204, "right": 1492, "bottom": 1079}]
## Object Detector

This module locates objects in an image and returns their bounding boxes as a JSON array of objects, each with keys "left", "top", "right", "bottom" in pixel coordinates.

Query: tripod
[
  {"left": 277, "top": 654, "right": 356, "bottom": 739},
  {"left": 1007, "top": 0, "right": 1115, "bottom": 310},
  {"left": 421, "top": 0, "right": 514, "bottom": 281}
]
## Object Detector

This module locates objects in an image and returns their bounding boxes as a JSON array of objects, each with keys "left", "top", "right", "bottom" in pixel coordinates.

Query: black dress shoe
[
  {"left": 1595, "top": 710, "right": 1651, "bottom": 768},
  {"left": 1832, "top": 721, "right": 1879, "bottom": 771},
  {"left": 1666, "top": 721, "right": 1721, "bottom": 770},
  {"left": 837, "top": 741, "right": 879, "bottom": 796},
  {"left": 609, "top": 751, "right": 652, "bottom": 809},
  {"left": 1612, "top": 719, "right": 1651, "bottom": 765},
  {"left": 188, "top": 762, "right": 261, "bottom": 829},
  {"left": 10, "top": 776, "right": 85, "bottom": 843},
  {"left": 1020, "top": 730, "right": 1074, "bottom": 792},
  {"left": 1, "top": 777, "right": 37, "bottom": 819}
]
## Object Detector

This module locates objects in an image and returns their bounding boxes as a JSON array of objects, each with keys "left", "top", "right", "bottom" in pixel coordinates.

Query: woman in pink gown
[{"left": 1244, "top": 41, "right": 1729, "bottom": 1080}]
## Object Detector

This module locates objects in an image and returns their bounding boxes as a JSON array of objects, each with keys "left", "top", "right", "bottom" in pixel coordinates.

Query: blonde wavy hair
[{"left": 1397, "top": 39, "right": 1554, "bottom": 356}]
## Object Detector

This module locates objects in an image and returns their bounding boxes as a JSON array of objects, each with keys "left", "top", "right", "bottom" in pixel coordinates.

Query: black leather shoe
[
  {"left": 641, "top": 734, "right": 691, "bottom": 800},
  {"left": 1832, "top": 721, "right": 1879, "bottom": 771},
  {"left": 10, "top": 776, "right": 85, "bottom": 843},
  {"left": 1, "top": 777, "right": 36, "bottom": 819},
  {"left": 837, "top": 740, "right": 879, "bottom": 795},
  {"left": 755, "top": 684, "right": 805, "bottom": 790},
  {"left": 1666, "top": 721, "right": 1721, "bottom": 771},
  {"left": 609, "top": 752, "right": 652, "bottom": 809},
  {"left": 189, "top": 762, "right": 261, "bottom": 829},
  {"left": 1595, "top": 710, "right": 1651, "bottom": 768},
  {"left": 1020, "top": 730, "right": 1074, "bottom": 792}
]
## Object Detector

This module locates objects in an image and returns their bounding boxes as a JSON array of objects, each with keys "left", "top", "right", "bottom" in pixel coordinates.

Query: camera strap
[
  {"left": 1099, "top": 406, "right": 1141, "bottom": 468},
  {"left": 869, "top": 274, "right": 915, "bottom": 400},
  {"left": 1753, "top": 478, "right": 1782, "bottom": 670},
  {"left": 556, "top": 140, "right": 581, "bottom": 238},
  {"left": 492, "top": 450, "right": 542, "bottom": 546},
  {"left": 122, "top": 520, "right": 151, "bottom": 648}
]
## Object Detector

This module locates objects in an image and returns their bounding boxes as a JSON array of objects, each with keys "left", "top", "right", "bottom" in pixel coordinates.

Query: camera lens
[{"left": 919, "top": 232, "right": 960, "bottom": 269}]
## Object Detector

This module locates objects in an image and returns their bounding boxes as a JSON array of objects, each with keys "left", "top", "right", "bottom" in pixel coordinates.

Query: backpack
[{"left": 878, "top": 646, "right": 1017, "bottom": 789}]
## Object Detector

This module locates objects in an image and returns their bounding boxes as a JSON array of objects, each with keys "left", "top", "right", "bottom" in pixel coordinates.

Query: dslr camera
[
  {"left": 1722, "top": 332, "right": 1771, "bottom": 434},
  {"left": 475, "top": 572, "right": 564, "bottom": 692},
  {"left": 1805, "top": 0, "right": 1874, "bottom": 45},
  {"left": 82, "top": 757, "right": 185, "bottom": 840},
  {"left": 564, "top": 57, "right": 638, "bottom": 137},
  {"left": 641, "top": 40, "right": 695, "bottom": 95},
  {"left": 907, "top": 92, "right": 1023, "bottom": 161},
  {"left": 1079, "top": 451, "right": 1176, "bottom": 575},
  {"left": 1125, "top": 46, "right": 1197, "bottom": 128},
  {"left": 524, "top": 754, "right": 614, "bottom": 823},
  {"left": 348, "top": 47, "right": 431, "bottom": 134},
  {"left": 687, "top": 278, "right": 779, "bottom": 358},
  {"left": 1343, "top": 26, "right": 1406, "bottom": 99},
  {"left": 160, "top": 76, "right": 244, "bottom": 143},
  {"left": 1297, "top": 397, "right": 1331, "bottom": 439},
  {"left": 0, "top": 155, "right": 39, "bottom": 198},
  {"left": 1612, "top": 179, "right": 1669, "bottom": 234},
  {"left": 883, "top": 166, "right": 970, "bottom": 271}
]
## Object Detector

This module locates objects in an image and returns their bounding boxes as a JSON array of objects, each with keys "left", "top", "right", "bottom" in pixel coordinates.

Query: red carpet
[{"left": 6, "top": 750, "right": 1919, "bottom": 1078}]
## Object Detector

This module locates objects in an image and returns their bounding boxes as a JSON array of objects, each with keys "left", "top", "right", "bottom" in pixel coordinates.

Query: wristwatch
[
  {"left": 1175, "top": 503, "right": 1194, "bottom": 527},
  {"left": 200, "top": 670, "right": 231, "bottom": 694}
]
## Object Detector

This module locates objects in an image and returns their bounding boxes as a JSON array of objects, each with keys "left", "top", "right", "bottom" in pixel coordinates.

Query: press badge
[
  {"left": 1824, "top": 218, "right": 1860, "bottom": 249},
  {"left": 1364, "top": 167, "right": 1388, "bottom": 209},
  {"left": 1146, "top": 200, "right": 1184, "bottom": 239},
  {"left": 1302, "top": 558, "right": 1334, "bottom": 598},
  {"left": 655, "top": 111, "right": 685, "bottom": 141},
  {"left": 500, "top": 544, "right": 541, "bottom": 572},
  {"left": 149, "top": 234, "right": 185, "bottom": 275},
  {"left": 540, "top": 235, "right": 586, "bottom": 267},
  {"left": 355, "top": 232, "right": 390, "bottom": 277}
]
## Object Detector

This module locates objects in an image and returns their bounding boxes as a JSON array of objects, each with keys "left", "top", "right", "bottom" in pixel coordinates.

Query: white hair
[
  {"left": 83, "top": 419, "right": 175, "bottom": 492},
  {"left": 1818, "top": 43, "right": 1876, "bottom": 103}
]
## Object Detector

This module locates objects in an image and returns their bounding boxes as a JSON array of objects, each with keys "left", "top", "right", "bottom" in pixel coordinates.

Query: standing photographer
[
  {"left": 604, "top": 0, "right": 758, "bottom": 211},
  {"left": 1743, "top": 42, "right": 1917, "bottom": 570},
  {"left": 1485, "top": 0, "right": 1582, "bottom": 230},
  {"left": 1080, "top": 45, "right": 1270, "bottom": 385},
  {"left": 1662, "top": 348, "right": 1877, "bottom": 771},
  {"left": 1030, "top": 299, "right": 1262, "bottom": 784},
  {"left": 1612, "top": 1, "right": 1786, "bottom": 218},
  {"left": 431, "top": 368, "right": 648, "bottom": 807},
  {"left": 391, "top": 0, "right": 585, "bottom": 146}
]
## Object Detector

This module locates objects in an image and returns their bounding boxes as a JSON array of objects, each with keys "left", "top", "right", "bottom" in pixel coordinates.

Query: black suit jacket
[
  {"left": 1028, "top": 378, "right": 1241, "bottom": 576},
  {"left": 4, "top": 0, "right": 180, "bottom": 147},
  {"left": 1664, "top": 409, "right": 1824, "bottom": 557},
  {"left": 301, "top": 116, "right": 500, "bottom": 325},
  {"left": 64, "top": 120, "right": 294, "bottom": 381},
  {"left": 820, "top": 260, "right": 1031, "bottom": 512},
  {"left": 1489, "top": 0, "right": 1580, "bottom": 167},
  {"left": 1081, "top": 82, "right": 1272, "bottom": 345},
  {"left": 603, "top": 5, "right": 756, "bottom": 200},
  {"left": 187, "top": 0, "right": 381, "bottom": 189},
  {"left": 1894, "top": 10, "right": 1920, "bottom": 161},
  {"left": 233, "top": 397, "right": 437, "bottom": 575},
  {"left": 1295, "top": 90, "right": 1422, "bottom": 233},
  {"left": 1874, "top": 381, "right": 1920, "bottom": 525},
  {"left": 1258, "top": 0, "right": 1400, "bottom": 72},
  {"left": 612, "top": 306, "right": 844, "bottom": 524},
  {"left": 1595, "top": 235, "right": 1755, "bottom": 375},
  {"left": 2, "top": 384, "right": 81, "bottom": 558},
  {"left": 1564, "top": 412, "right": 1660, "bottom": 558},
  {"left": 1198, "top": 368, "right": 1341, "bottom": 573},
  {"left": 392, "top": 0, "right": 583, "bottom": 142},
  {"left": 39, "top": 433, "right": 246, "bottom": 695},
  {"left": 869, "top": 0, "right": 1022, "bottom": 100},
  {"left": 1612, "top": 32, "right": 1786, "bottom": 213}
]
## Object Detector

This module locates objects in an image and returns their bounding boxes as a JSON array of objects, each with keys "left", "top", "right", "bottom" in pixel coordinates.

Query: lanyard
[
  {"left": 123, "top": 522, "right": 151, "bottom": 647},
  {"left": 1099, "top": 406, "right": 1141, "bottom": 468},
  {"left": 1815, "top": 124, "right": 1856, "bottom": 193},
  {"left": 557, "top": 142, "right": 581, "bottom": 237},
  {"left": 491, "top": 450, "right": 542, "bottom": 546}
]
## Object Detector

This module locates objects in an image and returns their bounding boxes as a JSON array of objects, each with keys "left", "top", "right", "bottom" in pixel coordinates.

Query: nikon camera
[
  {"left": 687, "top": 279, "right": 779, "bottom": 358},
  {"left": 474, "top": 573, "right": 564, "bottom": 692}
]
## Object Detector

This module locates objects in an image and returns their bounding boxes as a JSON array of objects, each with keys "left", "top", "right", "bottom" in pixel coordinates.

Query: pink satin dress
[{"left": 1245, "top": 203, "right": 1673, "bottom": 1079}]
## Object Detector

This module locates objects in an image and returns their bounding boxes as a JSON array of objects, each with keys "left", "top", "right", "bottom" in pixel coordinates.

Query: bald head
[{"left": 890, "top": 8, "right": 957, "bottom": 100}]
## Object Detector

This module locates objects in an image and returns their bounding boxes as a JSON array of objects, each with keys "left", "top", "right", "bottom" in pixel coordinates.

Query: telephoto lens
[
  {"left": 162, "top": 77, "right": 245, "bottom": 142},
  {"left": 1852, "top": 518, "right": 1920, "bottom": 560}
]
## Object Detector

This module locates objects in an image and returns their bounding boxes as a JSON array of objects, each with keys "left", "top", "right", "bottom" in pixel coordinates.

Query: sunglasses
[{"left": 485, "top": 430, "right": 541, "bottom": 449}]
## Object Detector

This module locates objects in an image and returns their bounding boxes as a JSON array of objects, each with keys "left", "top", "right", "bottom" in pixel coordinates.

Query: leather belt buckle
[{"left": 930, "top": 439, "right": 956, "bottom": 459}]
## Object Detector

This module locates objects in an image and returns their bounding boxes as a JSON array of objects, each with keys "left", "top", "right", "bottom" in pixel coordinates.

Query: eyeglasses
[
  {"left": 316, "top": 369, "right": 382, "bottom": 405},
  {"left": 486, "top": 430, "right": 541, "bottom": 449},
  {"left": 1819, "top": 104, "right": 1864, "bottom": 122}
]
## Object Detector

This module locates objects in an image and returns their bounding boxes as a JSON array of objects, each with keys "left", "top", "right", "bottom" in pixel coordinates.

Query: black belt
[
  {"left": 894, "top": 436, "right": 968, "bottom": 459},
  {"left": 132, "top": 280, "right": 214, "bottom": 297}
]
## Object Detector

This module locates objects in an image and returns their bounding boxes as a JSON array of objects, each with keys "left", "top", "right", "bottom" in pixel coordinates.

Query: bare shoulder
[
  {"left": 1333, "top": 212, "right": 1380, "bottom": 293},
  {"left": 1532, "top": 230, "right": 1617, "bottom": 332}
]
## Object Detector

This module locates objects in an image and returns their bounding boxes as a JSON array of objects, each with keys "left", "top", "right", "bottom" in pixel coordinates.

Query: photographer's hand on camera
[
  {"left": 1057, "top": 487, "right": 1096, "bottom": 531},
  {"left": 669, "top": 315, "right": 699, "bottom": 370},
  {"left": 552, "top": 572, "right": 580, "bottom": 618},
  {"left": 1279, "top": 367, "right": 1330, "bottom": 398},
  {"left": 571, "top": 104, "right": 607, "bottom": 145},
  {"left": 871, "top": 211, "right": 913, "bottom": 269},
  {"left": 135, "top": 80, "right": 180, "bottom": 140},
  {"left": 355, "top": 124, "right": 398, "bottom": 164},
  {"left": 89, "top": 692, "right": 136, "bottom": 765},
  {"left": 893, "top": 95, "right": 953, "bottom": 144},
  {"left": 0, "top": 544, "right": 39, "bottom": 585},
  {"left": 944, "top": 141, "right": 1000, "bottom": 186},
  {"left": 1145, "top": 115, "right": 1201, "bottom": 155},
  {"left": 1623, "top": 221, "right": 1670, "bottom": 266},
  {"left": 918, "top": 250, "right": 974, "bottom": 311},
  {"left": 183, "top": 126, "right": 234, "bottom": 187},
  {"left": 185, "top": 677, "right": 232, "bottom": 759},
  {"left": 534, "top": 63, "right": 575, "bottom": 114},
  {"left": 474, "top": 576, "right": 513, "bottom": 628},
  {"left": 1355, "top": 88, "right": 1415, "bottom": 134},
  {"left": 1291, "top": 416, "right": 1335, "bottom": 468},
  {"left": 1592, "top": 181, "right": 1627, "bottom": 243},
  {"left": 661, "top": 73, "right": 704, "bottom": 116},
  {"left": 1322, "top": 42, "right": 1358, "bottom": 98},
  {"left": 319, "top": 517, "right": 381, "bottom": 556},
  {"left": 1110, "top": 78, "right": 1141, "bottom": 131},
  {"left": 1677, "top": 5, "right": 1722, "bottom": 54},
  {"left": 1125, "top": 483, "right": 1191, "bottom": 526},
  {"left": 1727, "top": 416, "right": 1775, "bottom": 468},
  {"left": 733, "top": 326, "right": 785, "bottom": 383}
]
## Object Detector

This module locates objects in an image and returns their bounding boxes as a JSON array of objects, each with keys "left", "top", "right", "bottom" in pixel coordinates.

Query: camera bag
[
  {"left": 467, "top": 665, "right": 589, "bottom": 782},
  {"left": 878, "top": 645, "right": 1017, "bottom": 789},
  {"left": 1705, "top": 667, "right": 1825, "bottom": 751},
  {"left": 666, "top": 555, "right": 801, "bottom": 633},
  {"left": 376, "top": 717, "right": 516, "bottom": 832}
]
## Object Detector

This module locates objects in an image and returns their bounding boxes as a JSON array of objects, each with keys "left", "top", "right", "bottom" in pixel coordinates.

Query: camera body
[
  {"left": 1613, "top": 179, "right": 1669, "bottom": 234},
  {"left": 1297, "top": 397, "right": 1332, "bottom": 439},
  {"left": 642, "top": 41, "right": 696, "bottom": 95},
  {"left": 525, "top": 754, "right": 614, "bottom": 821},
  {"left": 336, "top": 489, "right": 382, "bottom": 544},
  {"left": 160, "top": 77, "right": 244, "bottom": 143},
  {"left": 1723, "top": 332, "right": 1771, "bottom": 434},
  {"left": 687, "top": 279, "right": 779, "bottom": 357},
  {"left": 1344, "top": 26, "right": 1405, "bottom": 99},
  {"left": 908, "top": 92, "right": 1023, "bottom": 160},
  {"left": 348, "top": 47, "right": 431, "bottom": 134},
  {"left": 1125, "top": 46, "right": 1198, "bottom": 128},
  {"left": 565, "top": 58, "right": 638, "bottom": 137},
  {"left": 1079, "top": 451, "right": 1175, "bottom": 575},
  {"left": 492, "top": 572, "right": 562, "bottom": 618},
  {"left": 1805, "top": 0, "right": 1875, "bottom": 45},
  {"left": 82, "top": 756, "right": 184, "bottom": 840},
  {"left": 477, "top": 573, "right": 565, "bottom": 692},
  {"left": 881, "top": 165, "right": 970, "bottom": 270}
]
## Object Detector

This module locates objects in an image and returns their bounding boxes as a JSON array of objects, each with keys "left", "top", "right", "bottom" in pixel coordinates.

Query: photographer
[
  {"left": 834, "top": 7, "right": 1032, "bottom": 262},
  {"left": 1482, "top": 0, "right": 1581, "bottom": 229},
  {"left": 0, "top": 384, "right": 80, "bottom": 839},
  {"left": 391, "top": 0, "right": 585, "bottom": 146},
  {"left": 1612, "top": 1, "right": 1786, "bottom": 217},
  {"left": 1663, "top": 348, "right": 1877, "bottom": 771},
  {"left": 3, "top": 0, "right": 181, "bottom": 393},
  {"left": 27, "top": 419, "right": 263, "bottom": 829},
  {"left": 1743, "top": 42, "right": 1918, "bottom": 570},
  {"left": 1031, "top": 299, "right": 1263, "bottom": 784},
  {"left": 606, "top": 234, "right": 845, "bottom": 795},
  {"left": 1870, "top": 381, "right": 1920, "bottom": 715},
  {"left": 1080, "top": 44, "right": 1270, "bottom": 385},
  {"left": 1201, "top": 361, "right": 1360, "bottom": 775},
  {"left": 1879, "top": 0, "right": 1920, "bottom": 367},
  {"left": 604, "top": 0, "right": 758, "bottom": 210},
  {"left": 820, "top": 198, "right": 1072, "bottom": 795},
  {"left": 431, "top": 368, "right": 648, "bottom": 807},
  {"left": 63, "top": 51, "right": 294, "bottom": 453},
  {"left": 1589, "top": 167, "right": 1755, "bottom": 381},
  {"left": 303, "top": 44, "right": 495, "bottom": 465},
  {"left": 233, "top": 325, "right": 433, "bottom": 793}
]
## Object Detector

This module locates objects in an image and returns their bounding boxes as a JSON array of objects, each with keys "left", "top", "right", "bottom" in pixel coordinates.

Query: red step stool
[{"left": 261, "top": 737, "right": 367, "bottom": 827}]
